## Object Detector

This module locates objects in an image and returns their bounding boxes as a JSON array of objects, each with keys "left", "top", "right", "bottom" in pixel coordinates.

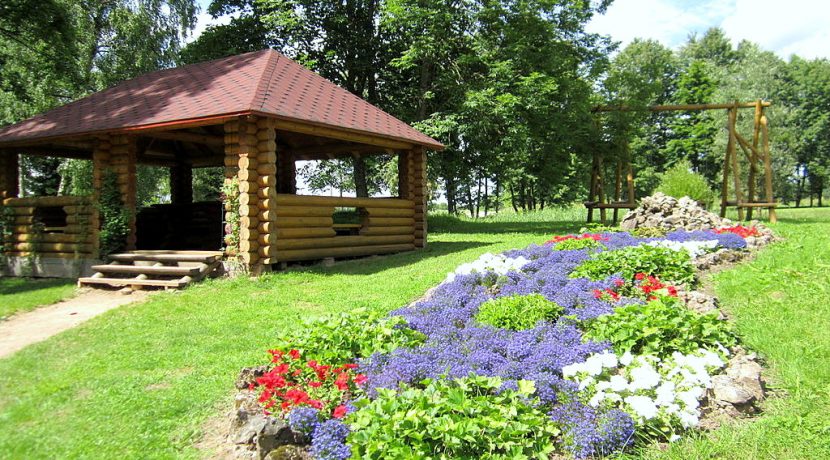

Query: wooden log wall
[
  {"left": 224, "top": 116, "right": 278, "bottom": 271},
  {"left": 402, "top": 148, "right": 427, "bottom": 248},
  {"left": 0, "top": 152, "right": 19, "bottom": 199},
  {"left": 1, "top": 195, "right": 94, "bottom": 259},
  {"left": 273, "top": 194, "right": 415, "bottom": 262}
]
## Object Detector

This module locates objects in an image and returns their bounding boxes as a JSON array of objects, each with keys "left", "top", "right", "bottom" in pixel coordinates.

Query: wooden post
[
  {"left": 760, "top": 112, "right": 776, "bottom": 223},
  {"left": 407, "top": 147, "right": 427, "bottom": 248},
  {"left": 397, "top": 150, "right": 409, "bottom": 199},
  {"left": 587, "top": 153, "right": 598, "bottom": 223},
  {"left": 256, "top": 116, "right": 278, "bottom": 267},
  {"left": 91, "top": 136, "right": 111, "bottom": 258},
  {"left": 746, "top": 100, "right": 763, "bottom": 220},
  {"left": 0, "top": 152, "right": 19, "bottom": 199},
  {"left": 277, "top": 150, "right": 296, "bottom": 194},
  {"left": 728, "top": 109, "right": 744, "bottom": 220},
  {"left": 596, "top": 154, "right": 606, "bottom": 223},
  {"left": 224, "top": 116, "right": 267, "bottom": 272},
  {"left": 170, "top": 162, "right": 193, "bottom": 205},
  {"left": 109, "top": 135, "right": 138, "bottom": 250},
  {"left": 613, "top": 159, "right": 622, "bottom": 224}
]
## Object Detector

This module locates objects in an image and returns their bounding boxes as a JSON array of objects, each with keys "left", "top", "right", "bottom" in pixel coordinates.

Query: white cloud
[
  {"left": 185, "top": 10, "right": 234, "bottom": 44},
  {"left": 720, "top": 0, "right": 830, "bottom": 59},
  {"left": 588, "top": 0, "right": 830, "bottom": 59}
]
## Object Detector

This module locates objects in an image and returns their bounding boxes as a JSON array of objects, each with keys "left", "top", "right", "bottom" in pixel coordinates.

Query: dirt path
[{"left": 0, "top": 289, "right": 149, "bottom": 359}]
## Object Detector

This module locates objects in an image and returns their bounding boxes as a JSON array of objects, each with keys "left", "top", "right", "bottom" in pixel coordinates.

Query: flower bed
[{"left": 229, "top": 226, "right": 771, "bottom": 459}]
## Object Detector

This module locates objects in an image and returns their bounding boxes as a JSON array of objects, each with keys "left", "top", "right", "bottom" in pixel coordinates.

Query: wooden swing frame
[{"left": 586, "top": 100, "right": 777, "bottom": 224}]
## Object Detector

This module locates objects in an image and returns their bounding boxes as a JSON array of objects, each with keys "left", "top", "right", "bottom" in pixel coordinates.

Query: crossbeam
[{"left": 592, "top": 101, "right": 771, "bottom": 113}]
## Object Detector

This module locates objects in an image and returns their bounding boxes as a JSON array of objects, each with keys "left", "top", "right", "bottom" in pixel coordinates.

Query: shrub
[
  {"left": 655, "top": 160, "right": 715, "bottom": 205},
  {"left": 553, "top": 238, "right": 605, "bottom": 251},
  {"left": 630, "top": 227, "right": 667, "bottom": 238},
  {"left": 476, "top": 294, "right": 564, "bottom": 330},
  {"left": 347, "top": 375, "right": 559, "bottom": 459},
  {"left": 98, "top": 170, "right": 130, "bottom": 256},
  {"left": 582, "top": 297, "right": 735, "bottom": 357},
  {"left": 271, "top": 308, "right": 424, "bottom": 364},
  {"left": 570, "top": 245, "right": 695, "bottom": 286}
]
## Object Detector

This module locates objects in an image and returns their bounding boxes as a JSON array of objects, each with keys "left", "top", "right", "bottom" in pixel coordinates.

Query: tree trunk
[
  {"left": 446, "top": 176, "right": 456, "bottom": 215},
  {"left": 353, "top": 156, "right": 368, "bottom": 197},
  {"left": 509, "top": 184, "right": 519, "bottom": 213},
  {"left": 483, "top": 177, "right": 489, "bottom": 217},
  {"left": 475, "top": 173, "right": 482, "bottom": 218}
]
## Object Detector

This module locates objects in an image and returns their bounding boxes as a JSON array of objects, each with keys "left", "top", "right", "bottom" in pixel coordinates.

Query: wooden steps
[{"left": 79, "top": 250, "right": 224, "bottom": 291}]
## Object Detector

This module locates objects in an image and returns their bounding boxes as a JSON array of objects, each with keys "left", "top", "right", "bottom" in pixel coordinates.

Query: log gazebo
[{"left": 0, "top": 50, "right": 442, "bottom": 286}]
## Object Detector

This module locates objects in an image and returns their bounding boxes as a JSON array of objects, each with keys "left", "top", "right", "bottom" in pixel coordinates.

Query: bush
[
  {"left": 270, "top": 308, "right": 424, "bottom": 364},
  {"left": 347, "top": 375, "right": 559, "bottom": 459},
  {"left": 582, "top": 297, "right": 735, "bottom": 357},
  {"left": 570, "top": 245, "right": 695, "bottom": 286},
  {"left": 553, "top": 238, "right": 605, "bottom": 251},
  {"left": 476, "top": 294, "right": 564, "bottom": 330},
  {"left": 655, "top": 160, "right": 715, "bottom": 205}
]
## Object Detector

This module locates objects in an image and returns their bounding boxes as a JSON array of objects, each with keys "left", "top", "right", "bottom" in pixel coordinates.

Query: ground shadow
[
  {"left": 429, "top": 214, "right": 585, "bottom": 236},
  {"left": 0, "top": 278, "right": 73, "bottom": 296}
]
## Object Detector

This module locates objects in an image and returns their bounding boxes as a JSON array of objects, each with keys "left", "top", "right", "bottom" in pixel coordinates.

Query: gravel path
[{"left": 0, "top": 289, "right": 148, "bottom": 359}]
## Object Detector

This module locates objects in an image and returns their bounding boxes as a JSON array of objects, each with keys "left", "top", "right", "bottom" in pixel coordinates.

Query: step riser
[{"left": 81, "top": 251, "right": 224, "bottom": 290}]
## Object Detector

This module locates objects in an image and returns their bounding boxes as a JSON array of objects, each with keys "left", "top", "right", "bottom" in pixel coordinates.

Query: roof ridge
[{"left": 250, "top": 49, "right": 280, "bottom": 112}]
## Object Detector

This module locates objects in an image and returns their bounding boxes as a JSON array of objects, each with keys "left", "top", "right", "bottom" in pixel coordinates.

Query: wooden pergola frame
[{"left": 587, "top": 100, "right": 777, "bottom": 224}]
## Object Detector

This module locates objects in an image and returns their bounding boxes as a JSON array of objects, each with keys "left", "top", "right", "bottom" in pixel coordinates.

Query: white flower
[
  {"left": 620, "top": 351, "right": 634, "bottom": 366},
  {"left": 629, "top": 364, "right": 661, "bottom": 390},
  {"left": 605, "top": 393, "right": 622, "bottom": 403},
  {"left": 669, "top": 434, "right": 682, "bottom": 443},
  {"left": 646, "top": 240, "right": 719, "bottom": 259},
  {"left": 579, "top": 377, "right": 595, "bottom": 390},
  {"left": 678, "top": 388, "right": 704, "bottom": 410},
  {"left": 562, "top": 363, "right": 581, "bottom": 378},
  {"left": 598, "top": 351, "right": 618, "bottom": 369},
  {"left": 584, "top": 355, "right": 605, "bottom": 376},
  {"left": 655, "top": 381, "right": 677, "bottom": 406},
  {"left": 625, "top": 395, "right": 659, "bottom": 420},
  {"left": 596, "top": 381, "right": 611, "bottom": 392},
  {"left": 589, "top": 391, "right": 606, "bottom": 407},
  {"left": 609, "top": 375, "right": 629, "bottom": 392},
  {"left": 448, "top": 253, "right": 531, "bottom": 279},
  {"left": 678, "top": 410, "right": 700, "bottom": 428}
]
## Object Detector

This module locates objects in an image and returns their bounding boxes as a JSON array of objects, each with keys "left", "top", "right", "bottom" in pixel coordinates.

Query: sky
[
  {"left": 191, "top": 0, "right": 830, "bottom": 60},
  {"left": 586, "top": 0, "right": 830, "bottom": 60}
]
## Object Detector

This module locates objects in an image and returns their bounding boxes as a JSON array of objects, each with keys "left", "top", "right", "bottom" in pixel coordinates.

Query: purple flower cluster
[
  {"left": 666, "top": 229, "right": 747, "bottom": 249},
  {"left": 550, "top": 402, "right": 635, "bottom": 458},
  {"left": 310, "top": 419, "right": 351, "bottom": 460},
  {"left": 287, "top": 407, "right": 320, "bottom": 436}
]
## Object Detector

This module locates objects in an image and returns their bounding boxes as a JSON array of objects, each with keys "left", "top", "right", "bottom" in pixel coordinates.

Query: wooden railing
[
  {"left": 273, "top": 194, "right": 416, "bottom": 262},
  {"left": 1, "top": 196, "right": 94, "bottom": 259}
]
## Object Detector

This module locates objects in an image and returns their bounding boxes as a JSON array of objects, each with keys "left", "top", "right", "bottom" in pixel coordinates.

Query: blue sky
[{"left": 192, "top": 0, "right": 830, "bottom": 60}]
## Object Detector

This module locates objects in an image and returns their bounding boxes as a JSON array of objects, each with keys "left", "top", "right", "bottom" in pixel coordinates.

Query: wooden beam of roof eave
[{"left": 264, "top": 115, "right": 417, "bottom": 151}]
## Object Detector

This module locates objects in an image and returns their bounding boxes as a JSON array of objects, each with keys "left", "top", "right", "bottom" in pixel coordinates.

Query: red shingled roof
[{"left": 0, "top": 49, "right": 443, "bottom": 149}]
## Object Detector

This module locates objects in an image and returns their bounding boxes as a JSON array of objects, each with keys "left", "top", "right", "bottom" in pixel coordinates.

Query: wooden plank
[
  {"left": 10, "top": 242, "right": 92, "bottom": 252},
  {"left": 365, "top": 217, "right": 415, "bottom": 227},
  {"left": 271, "top": 118, "right": 417, "bottom": 150},
  {"left": 274, "top": 216, "right": 333, "bottom": 228},
  {"left": 737, "top": 202, "right": 778, "bottom": 207},
  {"left": 146, "top": 130, "right": 224, "bottom": 146},
  {"left": 275, "top": 194, "right": 413, "bottom": 209},
  {"left": 365, "top": 207, "right": 415, "bottom": 217},
  {"left": 7, "top": 233, "right": 92, "bottom": 243},
  {"left": 275, "top": 227, "right": 337, "bottom": 239},
  {"left": 107, "top": 251, "right": 222, "bottom": 263},
  {"left": 275, "top": 234, "right": 414, "bottom": 251},
  {"left": 761, "top": 113, "right": 777, "bottom": 223},
  {"left": 2, "top": 196, "right": 90, "bottom": 207},
  {"left": 276, "top": 243, "right": 415, "bottom": 262},
  {"left": 90, "top": 264, "right": 201, "bottom": 276},
  {"left": 78, "top": 277, "right": 185, "bottom": 288},
  {"left": 276, "top": 205, "right": 335, "bottom": 217}
]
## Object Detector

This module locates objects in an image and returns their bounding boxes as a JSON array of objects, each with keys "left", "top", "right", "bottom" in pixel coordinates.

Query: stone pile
[{"left": 620, "top": 193, "right": 725, "bottom": 231}]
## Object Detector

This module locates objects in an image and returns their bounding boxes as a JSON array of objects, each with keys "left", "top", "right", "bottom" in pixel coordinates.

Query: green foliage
[
  {"left": 656, "top": 160, "right": 715, "bottom": 205},
  {"left": 630, "top": 227, "right": 668, "bottom": 238},
  {"left": 192, "top": 167, "right": 224, "bottom": 202},
  {"left": 476, "top": 294, "right": 564, "bottom": 330},
  {"left": 271, "top": 308, "right": 424, "bottom": 364},
  {"left": 583, "top": 297, "right": 735, "bottom": 357},
  {"left": 571, "top": 245, "right": 696, "bottom": 285},
  {"left": 98, "top": 170, "right": 130, "bottom": 256},
  {"left": 220, "top": 178, "right": 240, "bottom": 255},
  {"left": 348, "top": 375, "right": 559, "bottom": 459},
  {"left": 0, "top": 205, "right": 14, "bottom": 255},
  {"left": 553, "top": 238, "right": 605, "bottom": 251}
]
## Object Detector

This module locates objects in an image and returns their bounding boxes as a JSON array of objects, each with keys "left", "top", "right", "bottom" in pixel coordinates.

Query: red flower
[
  {"left": 288, "top": 349, "right": 301, "bottom": 360},
  {"left": 635, "top": 273, "right": 646, "bottom": 281},
  {"left": 667, "top": 286, "right": 678, "bottom": 297},
  {"left": 592, "top": 289, "right": 603, "bottom": 299},
  {"left": 308, "top": 381, "right": 322, "bottom": 388},
  {"left": 343, "top": 363, "right": 359, "bottom": 370},
  {"left": 354, "top": 374, "right": 368, "bottom": 385},
  {"left": 308, "top": 360, "right": 318, "bottom": 368},
  {"left": 273, "top": 363, "right": 290, "bottom": 375},
  {"left": 614, "top": 279, "right": 625, "bottom": 287},
  {"left": 308, "top": 399, "right": 323, "bottom": 409},
  {"left": 332, "top": 405, "right": 348, "bottom": 419}
]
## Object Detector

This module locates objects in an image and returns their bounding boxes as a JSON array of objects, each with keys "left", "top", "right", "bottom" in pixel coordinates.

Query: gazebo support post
[
  {"left": 91, "top": 135, "right": 138, "bottom": 256},
  {"left": 224, "top": 115, "right": 278, "bottom": 274},
  {"left": 0, "top": 152, "right": 19, "bottom": 199},
  {"left": 402, "top": 147, "right": 428, "bottom": 248},
  {"left": 170, "top": 162, "right": 193, "bottom": 205}
]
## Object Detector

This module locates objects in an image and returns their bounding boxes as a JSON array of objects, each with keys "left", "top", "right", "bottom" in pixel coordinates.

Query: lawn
[
  {"left": 0, "top": 277, "right": 78, "bottom": 320},
  {"left": 0, "top": 207, "right": 828, "bottom": 459}
]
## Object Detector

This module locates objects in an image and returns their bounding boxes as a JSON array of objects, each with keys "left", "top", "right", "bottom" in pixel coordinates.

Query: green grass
[
  {"left": 1, "top": 206, "right": 829, "bottom": 459},
  {"left": 0, "top": 277, "right": 78, "bottom": 319}
]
